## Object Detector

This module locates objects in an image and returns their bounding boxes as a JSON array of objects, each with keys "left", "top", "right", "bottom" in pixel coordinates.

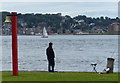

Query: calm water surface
[{"left": 1, "top": 35, "right": 118, "bottom": 72}]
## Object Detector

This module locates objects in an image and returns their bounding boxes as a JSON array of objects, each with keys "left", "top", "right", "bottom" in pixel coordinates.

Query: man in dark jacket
[{"left": 46, "top": 42, "right": 55, "bottom": 72}]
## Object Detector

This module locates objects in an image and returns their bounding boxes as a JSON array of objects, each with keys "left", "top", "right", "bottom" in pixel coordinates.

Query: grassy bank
[{"left": 2, "top": 71, "right": 118, "bottom": 81}]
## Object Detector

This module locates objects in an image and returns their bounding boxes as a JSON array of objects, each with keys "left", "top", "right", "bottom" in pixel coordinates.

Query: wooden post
[{"left": 107, "top": 58, "right": 115, "bottom": 73}]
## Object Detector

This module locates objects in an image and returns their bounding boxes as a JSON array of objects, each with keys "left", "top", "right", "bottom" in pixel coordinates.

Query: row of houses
[{"left": 2, "top": 23, "right": 120, "bottom": 35}]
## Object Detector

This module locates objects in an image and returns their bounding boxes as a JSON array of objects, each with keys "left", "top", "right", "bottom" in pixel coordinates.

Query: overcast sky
[
  {"left": 0, "top": 0, "right": 119, "bottom": 2},
  {"left": 1, "top": 1, "right": 119, "bottom": 18}
]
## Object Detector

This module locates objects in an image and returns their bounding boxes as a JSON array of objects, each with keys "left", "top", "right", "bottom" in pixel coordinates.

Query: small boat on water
[{"left": 41, "top": 27, "right": 48, "bottom": 38}]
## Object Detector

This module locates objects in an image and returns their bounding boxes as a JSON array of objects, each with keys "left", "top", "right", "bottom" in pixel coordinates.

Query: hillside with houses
[{"left": 1, "top": 11, "right": 120, "bottom": 35}]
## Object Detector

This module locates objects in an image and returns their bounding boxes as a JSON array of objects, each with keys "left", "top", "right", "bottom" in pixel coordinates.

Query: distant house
[
  {"left": 108, "top": 23, "right": 120, "bottom": 35},
  {"left": 91, "top": 26, "right": 104, "bottom": 34},
  {"left": 89, "top": 23, "right": 95, "bottom": 26},
  {"left": 74, "top": 29, "right": 89, "bottom": 35}
]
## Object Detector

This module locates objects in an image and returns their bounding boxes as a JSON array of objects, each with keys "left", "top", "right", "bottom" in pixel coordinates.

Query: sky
[
  {"left": 0, "top": 1, "right": 120, "bottom": 18},
  {"left": 0, "top": 0, "right": 119, "bottom": 2}
]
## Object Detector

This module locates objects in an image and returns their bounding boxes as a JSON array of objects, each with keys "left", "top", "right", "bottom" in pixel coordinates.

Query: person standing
[{"left": 46, "top": 42, "right": 55, "bottom": 72}]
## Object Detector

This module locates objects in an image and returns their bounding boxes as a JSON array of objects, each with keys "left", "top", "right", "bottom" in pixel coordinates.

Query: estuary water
[{"left": 1, "top": 35, "right": 118, "bottom": 72}]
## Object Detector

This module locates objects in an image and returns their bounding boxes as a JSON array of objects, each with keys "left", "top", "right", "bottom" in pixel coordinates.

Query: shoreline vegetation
[{"left": 2, "top": 71, "right": 118, "bottom": 81}]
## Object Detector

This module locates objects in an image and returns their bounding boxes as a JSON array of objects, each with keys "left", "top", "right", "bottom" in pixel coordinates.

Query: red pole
[{"left": 11, "top": 12, "right": 18, "bottom": 76}]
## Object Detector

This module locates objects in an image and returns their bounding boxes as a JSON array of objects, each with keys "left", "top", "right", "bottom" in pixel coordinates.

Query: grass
[{"left": 2, "top": 71, "right": 118, "bottom": 81}]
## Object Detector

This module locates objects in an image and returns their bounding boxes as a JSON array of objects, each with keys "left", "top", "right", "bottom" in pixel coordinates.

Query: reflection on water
[{"left": 1, "top": 35, "right": 118, "bottom": 72}]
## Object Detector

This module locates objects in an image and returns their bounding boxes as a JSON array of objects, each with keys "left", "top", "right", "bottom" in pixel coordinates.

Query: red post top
[{"left": 11, "top": 12, "right": 17, "bottom": 15}]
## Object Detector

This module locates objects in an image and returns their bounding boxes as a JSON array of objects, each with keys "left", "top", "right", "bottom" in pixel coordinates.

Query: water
[{"left": 1, "top": 35, "right": 118, "bottom": 72}]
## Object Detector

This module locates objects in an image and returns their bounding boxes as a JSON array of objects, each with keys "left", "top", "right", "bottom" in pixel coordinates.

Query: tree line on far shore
[{"left": 1, "top": 11, "right": 120, "bottom": 34}]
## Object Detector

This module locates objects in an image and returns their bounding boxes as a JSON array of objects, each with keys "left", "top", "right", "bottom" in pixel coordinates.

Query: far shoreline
[{"left": 1, "top": 34, "right": 120, "bottom": 36}]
